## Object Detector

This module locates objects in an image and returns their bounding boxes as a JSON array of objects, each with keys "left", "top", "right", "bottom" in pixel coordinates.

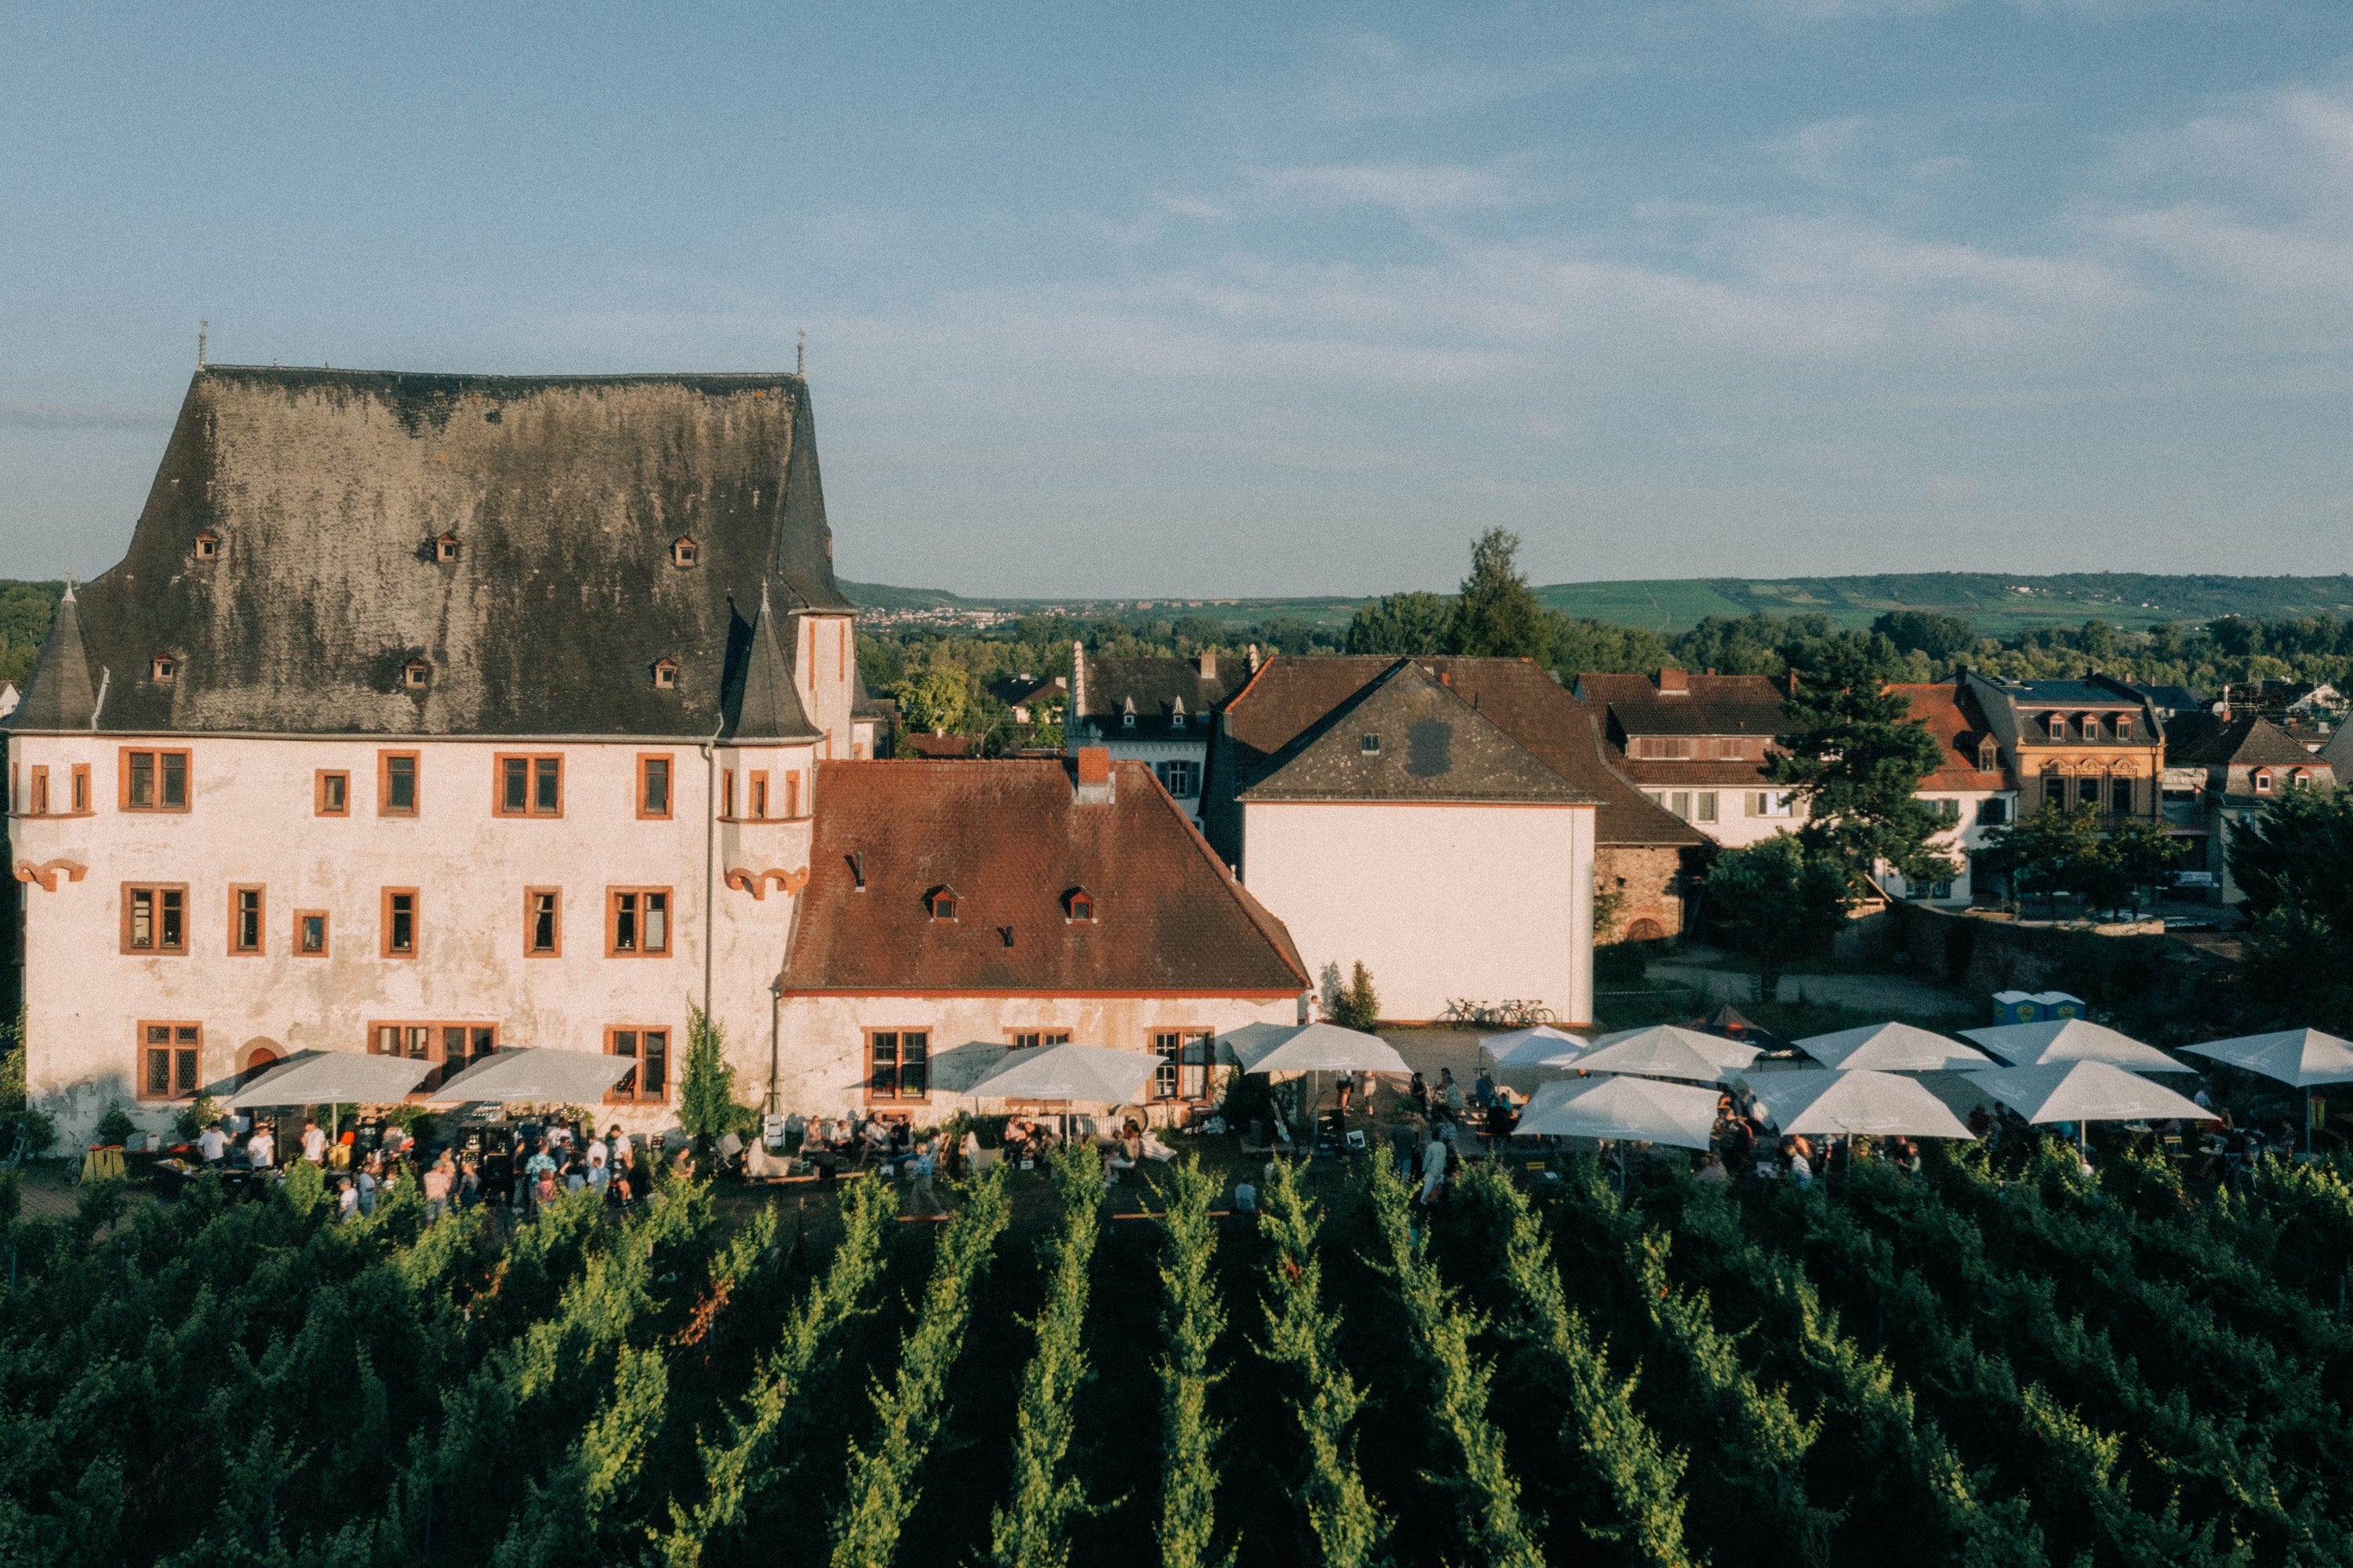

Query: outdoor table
[{"left": 80, "top": 1145, "right": 125, "bottom": 1183}]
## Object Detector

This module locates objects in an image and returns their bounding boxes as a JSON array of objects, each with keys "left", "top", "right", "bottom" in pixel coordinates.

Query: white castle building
[{"left": 9, "top": 368, "right": 1306, "bottom": 1141}]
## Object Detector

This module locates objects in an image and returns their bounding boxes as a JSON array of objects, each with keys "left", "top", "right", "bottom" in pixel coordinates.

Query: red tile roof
[
  {"left": 784, "top": 759, "right": 1307, "bottom": 994},
  {"left": 1577, "top": 671, "right": 1791, "bottom": 736},
  {"left": 1220, "top": 655, "right": 1702, "bottom": 846},
  {"left": 1891, "top": 682, "right": 2012, "bottom": 792}
]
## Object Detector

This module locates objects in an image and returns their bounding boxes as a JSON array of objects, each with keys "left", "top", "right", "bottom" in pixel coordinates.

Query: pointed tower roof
[
  {"left": 768, "top": 383, "right": 856, "bottom": 614},
  {"left": 9, "top": 581, "right": 98, "bottom": 731},
  {"left": 722, "top": 582, "right": 820, "bottom": 744}
]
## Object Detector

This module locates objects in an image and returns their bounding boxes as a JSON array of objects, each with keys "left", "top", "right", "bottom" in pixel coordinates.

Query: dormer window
[
  {"left": 1360, "top": 733, "right": 1380, "bottom": 755},
  {"left": 653, "top": 657, "right": 680, "bottom": 690},
  {"left": 435, "top": 533, "right": 460, "bottom": 564},
  {"left": 193, "top": 529, "right": 221, "bottom": 561},
  {"left": 1171, "top": 698, "right": 1187, "bottom": 730},
  {"left": 1122, "top": 698, "right": 1136, "bottom": 730},
  {"left": 2114, "top": 715, "right": 2132, "bottom": 740},
  {"left": 926, "top": 886, "right": 958, "bottom": 922},
  {"left": 1064, "top": 887, "right": 1095, "bottom": 923},
  {"left": 2046, "top": 714, "right": 2067, "bottom": 740},
  {"left": 1977, "top": 740, "right": 1998, "bottom": 772},
  {"left": 2253, "top": 769, "right": 2273, "bottom": 794},
  {"left": 2291, "top": 769, "right": 2313, "bottom": 789},
  {"left": 671, "top": 537, "right": 698, "bottom": 568},
  {"left": 402, "top": 659, "right": 431, "bottom": 690},
  {"left": 151, "top": 655, "right": 176, "bottom": 683}
]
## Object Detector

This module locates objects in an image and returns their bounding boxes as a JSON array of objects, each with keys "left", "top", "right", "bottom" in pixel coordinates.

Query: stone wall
[{"left": 1595, "top": 844, "right": 1686, "bottom": 944}]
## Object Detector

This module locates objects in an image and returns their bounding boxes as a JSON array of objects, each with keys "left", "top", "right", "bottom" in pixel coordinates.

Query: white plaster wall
[
  {"left": 10, "top": 733, "right": 825, "bottom": 1142},
  {"left": 1636, "top": 785, "right": 1804, "bottom": 849},
  {"left": 1239, "top": 802, "right": 1593, "bottom": 1026},
  {"left": 773, "top": 991, "right": 1300, "bottom": 1127},
  {"left": 1878, "top": 790, "right": 2017, "bottom": 903},
  {"left": 794, "top": 612, "right": 859, "bottom": 761}
]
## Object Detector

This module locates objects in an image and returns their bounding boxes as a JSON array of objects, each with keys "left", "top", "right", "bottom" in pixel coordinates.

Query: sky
[{"left": 2, "top": 2, "right": 2350, "bottom": 597}]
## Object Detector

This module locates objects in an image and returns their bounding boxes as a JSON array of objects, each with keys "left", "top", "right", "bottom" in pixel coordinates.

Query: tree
[
  {"left": 1322, "top": 962, "right": 1380, "bottom": 1031},
  {"left": 1985, "top": 802, "right": 2104, "bottom": 918},
  {"left": 893, "top": 668, "right": 972, "bottom": 734},
  {"left": 1871, "top": 609, "right": 1977, "bottom": 663},
  {"left": 1344, "top": 591, "right": 1453, "bottom": 656},
  {"left": 1450, "top": 528, "right": 1547, "bottom": 660},
  {"left": 2102, "top": 818, "right": 2188, "bottom": 917},
  {"left": 2228, "top": 784, "right": 2353, "bottom": 1030},
  {"left": 1765, "top": 637, "right": 1951, "bottom": 889},
  {"left": 678, "top": 1004, "right": 757, "bottom": 1154},
  {"left": 1704, "top": 834, "right": 1853, "bottom": 1000}
]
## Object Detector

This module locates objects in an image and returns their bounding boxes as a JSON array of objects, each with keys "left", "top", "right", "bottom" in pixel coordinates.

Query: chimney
[
  {"left": 1074, "top": 746, "right": 1115, "bottom": 806},
  {"left": 1198, "top": 648, "right": 1217, "bottom": 680},
  {"left": 1784, "top": 670, "right": 1799, "bottom": 697},
  {"left": 1247, "top": 643, "right": 1261, "bottom": 672},
  {"left": 1439, "top": 670, "right": 1451, "bottom": 686},
  {"left": 1657, "top": 668, "right": 1689, "bottom": 694}
]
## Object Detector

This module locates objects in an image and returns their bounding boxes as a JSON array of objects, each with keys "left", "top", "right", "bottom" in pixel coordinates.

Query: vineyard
[{"left": 6, "top": 1141, "right": 2353, "bottom": 1568}]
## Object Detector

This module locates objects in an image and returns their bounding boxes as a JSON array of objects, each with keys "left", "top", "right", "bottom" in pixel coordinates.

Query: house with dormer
[
  {"left": 2163, "top": 711, "right": 2336, "bottom": 904},
  {"left": 1960, "top": 672, "right": 2164, "bottom": 824},
  {"left": 1576, "top": 669, "right": 1802, "bottom": 846},
  {"left": 1877, "top": 681, "right": 2017, "bottom": 904},
  {"left": 5, "top": 366, "right": 1306, "bottom": 1141},
  {"left": 1067, "top": 647, "right": 1243, "bottom": 821}
]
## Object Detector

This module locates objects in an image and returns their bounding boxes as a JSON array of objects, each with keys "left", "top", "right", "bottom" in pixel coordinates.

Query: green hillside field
[{"left": 844, "top": 573, "right": 2353, "bottom": 638}]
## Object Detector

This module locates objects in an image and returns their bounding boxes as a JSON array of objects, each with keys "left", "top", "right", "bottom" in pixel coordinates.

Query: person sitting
[{"left": 1696, "top": 1151, "right": 1729, "bottom": 1184}]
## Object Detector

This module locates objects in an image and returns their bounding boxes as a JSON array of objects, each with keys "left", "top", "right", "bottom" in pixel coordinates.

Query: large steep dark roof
[
  {"left": 785, "top": 759, "right": 1307, "bottom": 993},
  {"left": 12, "top": 366, "right": 851, "bottom": 738},
  {"left": 1075, "top": 652, "right": 1238, "bottom": 740}
]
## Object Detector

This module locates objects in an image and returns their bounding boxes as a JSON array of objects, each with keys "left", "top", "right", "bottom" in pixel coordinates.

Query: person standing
[
  {"left": 609, "top": 1125, "right": 633, "bottom": 1178},
  {"left": 1409, "top": 1071, "right": 1429, "bottom": 1119},
  {"left": 1440, "top": 1068, "right": 1464, "bottom": 1124},
  {"left": 456, "top": 1154, "right": 481, "bottom": 1210},
  {"left": 355, "top": 1158, "right": 380, "bottom": 1217},
  {"left": 1418, "top": 1128, "right": 1449, "bottom": 1206},
  {"left": 245, "top": 1122, "right": 275, "bottom": 1173},
  {"left": 197, "top": 1121, "right": 228, "bottom": 1166},
  {"left": 525, "top": 1138, "right": 557, "bottom": 1217},
  {"left": 422, "top": 1156, "right": 453, "bottom": 1222},
  {"left": 336, "top": 1176, "right": 358, "bottom": 1222},
  {"left": 586, "top": 1133, "right": 610, "bottom": 1194},
  {"left": 300, "top": 1119, "right": 326, "bottom": 1166}
]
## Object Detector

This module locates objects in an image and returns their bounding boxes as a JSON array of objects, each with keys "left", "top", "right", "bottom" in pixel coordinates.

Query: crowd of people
[{"left": 179, "top": 1111, "right": 704, "bottom": 1224}]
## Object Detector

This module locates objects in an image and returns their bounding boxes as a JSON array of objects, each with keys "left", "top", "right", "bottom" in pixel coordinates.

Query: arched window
[{"left": 926, "top": 886, "right": 958, "bottom": 922}]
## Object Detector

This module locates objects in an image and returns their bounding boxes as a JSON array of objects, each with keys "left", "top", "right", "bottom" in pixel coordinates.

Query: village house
[
  {"left": 5, "top": 366, "right": 1307, "bottom": 1143},
  {"left": 1067, "top": 646, "right": 1243, "bottom": 823},
  {"left": 776, "top": 754, "right": 1307, "bottom": 1124},
  {"left": 2162, "top": 711, "right": 2337, "bottom": 904},
  {"left": 1960, "top": 671, "right": 2166, "bottom": 824},
  {"left": 1576, "top": 669, "right": 1802, "bottom": 846},
  {"left": 1877, "top": 681, "right": 2018, "bottom": 905},
  {"left": 1199, "top": 654, "right": 1696, "bottom": 1026}
]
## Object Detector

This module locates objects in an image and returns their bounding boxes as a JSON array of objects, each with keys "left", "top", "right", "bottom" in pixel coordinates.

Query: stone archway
[{"left": 1624, "top": 917, "right": 1667, "bottom": 943}]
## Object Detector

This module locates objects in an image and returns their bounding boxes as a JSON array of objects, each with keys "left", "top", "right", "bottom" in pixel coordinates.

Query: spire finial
[
  {"left": 197, "top": 320, "right": 207, "bottom": 370},
  {"left": 797, "top": 331, "right": 805, "bottom": 377},
  {"left": 61, "top": 575, "right": 76, "bottom": 605},
  {"left": 759, "top": 578, "right": 773, "bottom": 620}
]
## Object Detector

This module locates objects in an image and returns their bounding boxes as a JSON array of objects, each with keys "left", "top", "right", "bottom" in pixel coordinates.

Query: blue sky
[{"left": 3, "top": 2, "right": 2349, "bottom": 595}]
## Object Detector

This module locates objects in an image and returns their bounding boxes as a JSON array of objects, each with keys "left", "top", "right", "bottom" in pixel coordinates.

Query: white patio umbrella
[
  {"left": 1591, "top": 1024, "right": 1763, "bottom": 1070},
  {"left": 2180, "top": 1029, "right": 2353, "bottom": 1152},
  {"left": 1794, "top": 1022, "right": 1993, "bottom": 1074},
  {"left": 2179, "top": 1028, "right": 2353, "bottom": 1090},
  {"left": 225, "top": 1050, "right": 438, "bottom": 1109},
  {"left": 429, "top": 1047, "right": 640, "bottom": 1104},
  {"left": 1511, "top": 1075, "right": 1721, "bottom": 1150},
  {"left": 1479, "top": 1024, "right": 1591, "bottom": 1069},
  {"left": 1961, "top": 1018, "right": 2190, "bottom": 1074},
  {"left": 1965, "top": 1060, "right": 2206, "bottom": 1127},
  {"left": 1746, "top": 1070, "right": 1976, "bottom": 1139},
  {"left": 1571, "top": 1026, "right": 1756, "bottom": 1085},
  {"left": 966, "top": 1042, "right": 1162, "bottom": 1106},
  {"left": 1225, "top": 1022, "right": 1409, "bottom": 1075}
]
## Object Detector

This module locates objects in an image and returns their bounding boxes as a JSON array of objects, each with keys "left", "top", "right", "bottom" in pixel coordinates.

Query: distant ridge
[{"left": 838, "top": 572, "right": 2353, "bottom": 637}]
